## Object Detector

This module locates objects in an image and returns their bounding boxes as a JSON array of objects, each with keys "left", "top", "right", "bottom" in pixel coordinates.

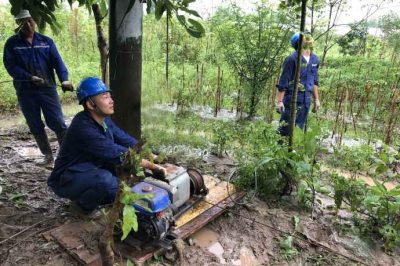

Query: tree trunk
[
  {"left": 109, "top": 0, "right": 143, "bottom": 139},
  {"left": 249, "top": 88, "right": 257, "bottom": 118},
  {"left": 288, "top": 0, "right": 307, "bottom": 150},
  {"left": 92, "top": 4, "right": 109, "bottom": 86},
  {"left": 98, "top": 168, "right": 128, "bottom": 266},
  {"left": 321, "top": 3, "right": 333, "bottom": 66},
  {"left": 310, "top": 0, "right": 315, "bottom": 35},
  {"left": 166, "top": 12, "right": 170, "bottom": 98}
]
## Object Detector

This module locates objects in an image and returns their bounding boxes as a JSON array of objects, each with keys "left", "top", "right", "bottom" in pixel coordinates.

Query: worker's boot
[
  {"left": 33, "top": 133, "right": 54, "bottom": 167},
  {"left": 56, "top": 130, "right": 66, "bottom": 147}
]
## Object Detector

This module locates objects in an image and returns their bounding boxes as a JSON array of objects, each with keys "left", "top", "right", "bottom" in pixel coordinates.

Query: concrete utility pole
[{"left": 109, "top": 0, "right": 143, "bottom": 139}]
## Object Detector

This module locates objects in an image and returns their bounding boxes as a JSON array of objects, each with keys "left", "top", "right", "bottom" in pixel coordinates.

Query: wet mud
[{"left": 0, "top": 125, "right": 399, "bottom": 266}]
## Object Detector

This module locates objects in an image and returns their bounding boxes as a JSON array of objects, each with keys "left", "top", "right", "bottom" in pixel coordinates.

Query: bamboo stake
[
  {"left": 368, "top": 86, "right": 382, "bottom": 145},
  {"left": 214, "top": 66, "right": 221, "bottom": 117},
  {"left": 349, "top": 88, "right": 357, "bottom": 133},
  {"left": 332, "top": 87, "right": 345, "bottom": 138},
  {"left": 338, "top": 86, "right": 349, "bottom": 147}
]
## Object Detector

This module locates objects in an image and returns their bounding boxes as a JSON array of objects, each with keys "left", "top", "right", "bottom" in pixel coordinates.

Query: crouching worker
[{"left": 47, "top": 77, "right": 139, "bottom": 215}]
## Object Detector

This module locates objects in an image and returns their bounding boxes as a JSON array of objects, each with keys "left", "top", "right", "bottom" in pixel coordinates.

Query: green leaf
[
  {"left": 372, "top": 179, "right": 387, "bottom": 193},
  {"left": 280, "top": 235, "right": 294, "bottom": 250},
  {"left": 375, "top": 163, "right": 388, "bottom": 175},
  {"left": 121, "top": 205, "right": 138, "bottom": 240},
  {"left": 100, "top": 0, "right": 108, "bottom": 17},
  {"left": 176, "top": 14, "right": 186, "bottom": 26},
  {"left": 146, "top": 0, "right": 153, "bottom": 14},
  {"left": 292, "top": 215, "right": 300, "bottom": 231},
  {"left": 44, "top": 0, "right": 57, "bottom": 12},
  {"left": 155, "top": 0, "right": 166, "bottom": 20},
  {"left": 8, "top": 192, "right": 24, "bottom": 201},
  {"left": 182, "top": 0, "right": 196, "bottom": 6},
  {"left": 67, "top": 0, "right": 74, "bottom": 8},
  {"left": 188, "top": 18, "right": 205, "bottom": 32},
  {"left": 179, "top": 7, "right": 201, "bottom": 18},
  {"left": 10, "top": 0, "right": 24, "bottom": 16},
  {"left": 315, "top": 185, "right": 330, "bottom": 195},
  {"left": 387, "top": 188, "right": 400, "bottom": 197}
]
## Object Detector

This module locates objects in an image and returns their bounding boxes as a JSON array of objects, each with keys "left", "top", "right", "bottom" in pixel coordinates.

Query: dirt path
[{"left": 0, "top": 126, "right": 399, "bottom": 266}]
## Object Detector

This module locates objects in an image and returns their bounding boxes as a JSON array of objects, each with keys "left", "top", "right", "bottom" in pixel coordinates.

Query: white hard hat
[{"left": 14, "top": 9, "right": 32, "bottom": 20}]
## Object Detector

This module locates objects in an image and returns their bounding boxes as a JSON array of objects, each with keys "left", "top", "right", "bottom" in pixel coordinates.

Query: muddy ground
[{"left": 0, "top": 122, "right": 400, "bottom": 266}]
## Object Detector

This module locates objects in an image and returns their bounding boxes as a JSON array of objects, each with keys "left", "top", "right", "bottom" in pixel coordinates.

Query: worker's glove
[
  {"left": 276, "top": 101, "right": 285, "bottom": 114},
  {"left": 61, "top": 81, "right": 74, "bottom": 92},
  {"left": 31, "top": 76, "right": 45, "bottom": 86},
  {"left": 312, "top": 99, "right": 320, "bottom": 113}
]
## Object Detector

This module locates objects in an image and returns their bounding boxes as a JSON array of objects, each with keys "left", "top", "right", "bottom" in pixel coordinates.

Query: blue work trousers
[
  {"left": 51, "top": 162, "right": 118, "bottom": 211},
  {"left": 17, "top": 89, "right": 67, "bottom": 135},
  {"left": 279, "top": 102, "right": 310, "bottom": 136}
]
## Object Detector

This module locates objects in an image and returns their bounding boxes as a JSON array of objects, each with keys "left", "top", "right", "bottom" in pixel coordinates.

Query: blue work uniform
[
  {"left": 48, "top": 111, "right": 138, "bottom": 211},
  {"left": 3, "top": 32, "right": 68, "bottom": 135},
  {"left": 276, "top": 51, "right": 319, "bottom": 136}
]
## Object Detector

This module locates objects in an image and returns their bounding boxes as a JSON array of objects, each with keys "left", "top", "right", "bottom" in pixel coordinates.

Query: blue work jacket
[
  {"left": 276, "top": 51, "right": 319, "bottom": 106},
  {"left": 3, "top": 32, "right": 68, "bottom": 92},
  {"left": 48, "top": 111, "right": 138, "bottom": 187}
]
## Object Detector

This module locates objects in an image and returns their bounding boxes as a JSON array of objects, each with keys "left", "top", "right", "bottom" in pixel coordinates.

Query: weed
[{"left": 279, "top": 235, "right": 298, "bottom": 260}]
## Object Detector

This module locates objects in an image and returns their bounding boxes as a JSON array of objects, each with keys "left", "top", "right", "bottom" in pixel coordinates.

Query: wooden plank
[
  {"left": 170, "top": 191, "right": 245, "bottom": 239},
  {"left": 114, "top": 241, "right": 155, "bottom": 264},
  {"left": 203, "top": 174, "right": 221, "bottom": 189},
  {"left": 47, "top": 221, "right": 103, "bottom": 266},
  {"left": 174, "top": 180, "right": 236, "bottom": 227}
]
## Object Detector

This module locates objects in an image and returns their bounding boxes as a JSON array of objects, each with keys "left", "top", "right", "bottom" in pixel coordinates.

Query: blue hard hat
[
  {"left": 76, "top": 77, "right": 111, "bottom": 104},
  {"left": 290, "top": 33, "right": 300, "bottom": 49}
]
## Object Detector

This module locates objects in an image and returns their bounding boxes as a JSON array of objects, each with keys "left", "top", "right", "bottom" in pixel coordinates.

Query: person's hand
[
  {"left": 312, "top": 99, "right": 320, "bottom": 113},
  {"left": 61, "top": 81, "right": 74, "bottom": 92},
  {"left": 276, "top": 101, "right": 285, "bottom": 113},
  {"left": 31, "top": 76, "right": 44, "bottom": 86}
]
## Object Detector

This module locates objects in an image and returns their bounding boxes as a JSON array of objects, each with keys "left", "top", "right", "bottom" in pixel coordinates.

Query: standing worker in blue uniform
[
  {"left": 47, "top": 77, "right": 139, "bottom": 215},
  {"left": 276, "top": 33, "right": 320, "bottom": 136},
  {"left": 3, "top": 10, "right": 74, "bottom": 166}
]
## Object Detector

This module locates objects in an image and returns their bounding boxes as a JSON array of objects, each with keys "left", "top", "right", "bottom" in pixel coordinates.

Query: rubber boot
[
  {"left": 56, "top": 130, "right": 66, "bottom": 147},
  {"left": 33, "top": 133, "right": 54, "bottom": 167}
]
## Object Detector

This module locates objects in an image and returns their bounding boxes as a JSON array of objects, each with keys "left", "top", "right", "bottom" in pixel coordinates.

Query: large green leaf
[
  {"left": 146, "top": 0, "right": 153, "bottom": 14},
  {"left": 100, "top": 0, "right": 108, "bottom": 17},
  {"left": 10, "top": 0, "right": 24, "bottom": 16},
  {"left": 179, "top": 6, "right": 201, "bottom": 18},
  {"left": 387, "top": 187, "right": 400, "bottom": 197},
  {"left": 155, "top": 0, "right": 166, "bottom": 20},
  {"left": 182, "top": 0, "right": 196, "bottom": 7},
  {"left": 121, "top": 205, "right": 138, "bottom": 240},
  {"left": 188, "top": 18, "right": 205, "bottom": 32}
]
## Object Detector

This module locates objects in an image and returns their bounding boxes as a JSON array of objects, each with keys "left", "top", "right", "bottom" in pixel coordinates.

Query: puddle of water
[
  {"left": 191, "top": 228, "right": 226, "bottom": 263},
  {"left": 191, "top": 227, "right": 219, "bottom": 249},
  {"left": 321, "top": 165, "right": 398, "bottom": 190},
  {"left": 17, "top": 147, "right": 42, "bottom": 158},
  {"left": 151, "top": 103, "right": 244, "bottom": 122}
]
